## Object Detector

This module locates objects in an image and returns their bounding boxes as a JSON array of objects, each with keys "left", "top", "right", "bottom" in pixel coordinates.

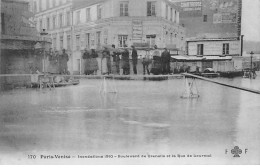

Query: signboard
[
  {"left": 176, "top": 0, "right": 202, "bottom": 17},
  {"left": 132, "top": 20, "right": 143, "bottom": 41},
  {"left": 180, "top": 1, "right": 202, "bottom": 11},
  {"left": 213, "top": 13, "right": 237, "bottom": 24}
]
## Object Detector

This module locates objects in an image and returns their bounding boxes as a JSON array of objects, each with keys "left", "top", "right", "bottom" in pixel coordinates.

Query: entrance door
[{"left": 202, "top": 61, "right": 213, "bottom": 72}]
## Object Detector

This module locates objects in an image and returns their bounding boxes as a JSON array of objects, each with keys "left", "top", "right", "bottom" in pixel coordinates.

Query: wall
[
  {"left": 188, "top": 40, "right": 240, "bottom": 56},
  {"left": 174, "top": 0, "right": 241, "bottom": 39}
]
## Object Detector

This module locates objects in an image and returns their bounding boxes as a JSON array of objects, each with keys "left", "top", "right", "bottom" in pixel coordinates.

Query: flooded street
[{"left": 0, "top": 73, "right": 260, "bottom": 164}]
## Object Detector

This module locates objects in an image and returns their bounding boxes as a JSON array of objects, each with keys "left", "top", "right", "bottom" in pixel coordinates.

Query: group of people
[
  {"left": 82, "top": 44, "right": 172, "bottom": 76},
  {"left": 47, "top": 49, "right": 69, "bottom": 74}
]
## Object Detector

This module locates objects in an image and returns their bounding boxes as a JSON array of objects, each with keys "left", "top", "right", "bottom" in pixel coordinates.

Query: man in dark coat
[
  {"left": 102, "top": 47, "right": 111, "bottom": 75},
  {"left": 121, "top": 45, "right": 130, "bottom": 75},
  {"left": 59, "top": 49, "right": 69, "bottom": 74},
  {"left": 131, "top": 45, "right": 138, "bottom": 75},
  {"left": 112, "top": 44, "right": 120, "bottom": 74},
  {"left": 161, "top": 48, "right": 171, "bottom": 74}
]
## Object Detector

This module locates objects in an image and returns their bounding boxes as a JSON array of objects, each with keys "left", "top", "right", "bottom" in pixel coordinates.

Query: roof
[
  {"left": 187, "top": 38, "right": 239, "bottom": 42},
  {"left": 172, "top": 55, "right": 233, "bottom": 61},
  {"left": 73, "top": 0, "right": 106, "bottom": 10}
]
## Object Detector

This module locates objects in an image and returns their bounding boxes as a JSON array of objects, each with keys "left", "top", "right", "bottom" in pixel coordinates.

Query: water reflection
[{"left": 0, "top": 75, "right": 260, "bottom": 164}]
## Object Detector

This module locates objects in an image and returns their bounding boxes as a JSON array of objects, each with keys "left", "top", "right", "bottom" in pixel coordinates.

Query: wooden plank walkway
[{"left": 182, "top": 73, "right": 260, "bottom": 95}]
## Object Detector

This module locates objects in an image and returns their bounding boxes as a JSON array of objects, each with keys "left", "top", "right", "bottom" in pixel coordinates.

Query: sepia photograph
[{"left": 0, "top": 0, "right": 259, "bottom": 165}]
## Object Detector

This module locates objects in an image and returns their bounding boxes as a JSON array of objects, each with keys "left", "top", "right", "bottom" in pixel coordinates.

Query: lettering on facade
[
  {"left": 181, "top": 1, "right": 202, "bottom": 11},
  {"left": 132, "top": 20, "right": 143, "bottom": 42}
]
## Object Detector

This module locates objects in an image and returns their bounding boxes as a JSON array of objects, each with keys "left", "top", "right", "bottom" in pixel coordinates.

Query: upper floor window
[
  {"left": 86, "top": 8, "right": 91, "bottom": 21},
  {"left": 52, "top": 0, "right": 55, "bottom": 7},
  {"left": 39, "top": 0, "right": 42, "bottom": 11},
  {"left": 165, "top": 4, "right": 168, "bottom": 19},
  {"left": 47, "top": 17, "right": 50, "bottom": 30},
  {"left": 46, "top": 0, "right": 50, "bottom": 9},
  {"left": 66, "top": 11, "right": 70, "bottom": 26},
  {"left": 203, "top": 15, "right": 207, "bottom": 22},
  {"left": 39, "top": 19, "right": 42, "bottom": 31},
  {"left": 120, "top": 1, "right": 129, "bottom": 16},
  {"left": 223, "top": 43, "right": 229, "bottom": 55},
  {"left": 147, "top": 1, "right": 156, "bottom": 16},
  {"left": 197, "top": 44, "right": 204, "bottom": 55},
  {"left": 97, "top": 5, "right": 102, "bottom": 19},
  {"left": 59, "top": 14, "right": 63, "bottom": 27},
  {"left": 76, "top": 11, "right": 80, "bottom": 24},
  {"left": 33, "top": 1, "right": 37, "bottom": 13},
  {"left": 53, "top": 16, "right": 56, "bottom": 29},
  {"left": 170, "top": 8, "right": 173, "bottom": 21}
]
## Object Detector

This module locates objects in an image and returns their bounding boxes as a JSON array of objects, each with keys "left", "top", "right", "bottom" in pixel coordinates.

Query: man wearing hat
[
  {"left": 161, "top": 47, "right": 171, "bottom": 74},
  {"left": 131, "top": 45, "right": 138, "bottom": 75}
]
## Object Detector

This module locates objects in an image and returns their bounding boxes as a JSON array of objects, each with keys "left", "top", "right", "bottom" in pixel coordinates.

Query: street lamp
[
  {"left": 40, "top": 29, "right": 48, "bottom": 75},
  {"left": 250, "top": 51, "right": 254, "bottom": 78}
]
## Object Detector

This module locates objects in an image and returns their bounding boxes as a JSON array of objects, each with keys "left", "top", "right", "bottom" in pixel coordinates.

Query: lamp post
[
  {"left": 250, "top": 51, "right": 254, "bottom": 78},
  {"left": 40, "top": 29, "right": 48, "bottom": 75}
]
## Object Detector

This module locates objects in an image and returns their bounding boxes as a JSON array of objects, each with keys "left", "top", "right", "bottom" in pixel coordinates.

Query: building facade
[
  {"left": 172, "top": 0, "right": 242, "bottom": 57},
  {"left": 1, "top": 0, "right": 50, "bottom": 89},
  {"left": 72, "top": 0, "right": 185, "bottom": 74}
]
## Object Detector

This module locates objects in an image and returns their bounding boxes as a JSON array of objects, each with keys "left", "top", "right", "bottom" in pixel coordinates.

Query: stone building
[
  {"left": 33, "top": 0, "right": 73, "bottom": 71},
  {"left": 1, "top": 0, "right": 50, "bottom": 89},
  {"left": 172, "top": 0, "right": 242, "bottom": 57},
  {"left": 71, "top": 0, "right": 185, "bottom": 74}
]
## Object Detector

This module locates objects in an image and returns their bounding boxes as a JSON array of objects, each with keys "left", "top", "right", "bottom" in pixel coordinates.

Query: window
[
  {"left": 165, "top": 4, "right": 168, "bottom": 19},
  {"left": 53, "top": 16, "right": 56, "bottom": 29},
  {"left": 175, "top": 10, "right": 177, "bottom": 23},
  {"left": 120, "top": 1, "right": 129, "bottom": 16},
  {"left": 118, "top": 35, "right": 128, "bottom": 48},
  {"left": 97, "top": 5, "right": 102, "bottom": 19},
  {"left": 59, "top": 14, "right": 63, "bottom": 27},
  {"left": 146, "top": 35, "right": 156, "bottom": 48},
  {"left": 52, "top": 0, "right": 55, "bottom": 7},
  {"left": 60, "top": 36, "right": 63, "bottom": 49},
  {"left": 1, "top": 13, "right": 5, "bottom": 34},
  {"left": 66, "top": 11, "right": 70, "bottom": 26},
  {"left": 59, "top": 0, "right": 62, "bottom": 5},
  {"left": 39, "top": 19, "right": 42, "bottom": 31},
  {"left": 96, "top": 31, "right": 101, "bottom": 47},
  {"left": 39, "top": 0, "right": 42, "bottom": 11},
  {"left": 76, "top": 35, "right": 80, "bottom": 50},
  {"left": 86, "top": 8, "right": 91, "bottom": 21},
  {"left": 53, "top": 37, "right": 57, "bottom": 50},
  {"left": 197, "top": 44, "right": 204, "bottom": 55},
  {"left": 203, "top": 15, "right": 207, "bottom": 22},
  {"left": 47, "top": 17, "right": 50, "bottom": 30},
  {"left": 86, "top": 33, "right": 90, "bottom": 49},
  {"left": 223, "top": 43, "right": 229, "bottom": 55},
  {"left": 67, "top": 35, "right": 71, "bottom": 50},
  {"left": 46, "top": 0, "right": 49, "bottom": 9},
  {"left": 76, "top": 11, "right": 80, "bottom": 24},
  {"left": 33, "top": 1, "right": 37, "bottom": 13},
  {"left": 147, "top": 1, "right": 156, "bottom": 16},
  {"left": 170, "top": 8, "right": 173, "bottom": 21}
]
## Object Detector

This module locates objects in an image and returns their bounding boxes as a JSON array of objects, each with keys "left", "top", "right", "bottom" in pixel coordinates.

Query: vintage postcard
[{"left": 0, "top": 0, "right": 259, "bottom": 165}]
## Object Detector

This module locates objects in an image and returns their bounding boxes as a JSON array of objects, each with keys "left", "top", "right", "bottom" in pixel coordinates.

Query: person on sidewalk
[
  {"left": 112, "top": 44, "right": 121, "bottom": 75},
  {"left": 131, "top": 45, "right": 138, "bottom": 75},
  {"left": 121, "top": 45, "right": 130, "bottom": 75},
  {"left": 161, "top": 48, "right": 171, "bottom": 74},
  {"left": 102, "top": 46, "right": 112, "bottom": 75}
]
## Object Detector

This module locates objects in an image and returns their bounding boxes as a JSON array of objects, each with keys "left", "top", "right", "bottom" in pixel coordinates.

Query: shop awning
[{"left": 171, "top": 55, "right": 232, "bottom": 61}]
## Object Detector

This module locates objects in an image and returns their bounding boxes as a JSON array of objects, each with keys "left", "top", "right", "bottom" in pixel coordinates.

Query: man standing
[
  {"left": 59, "top": 49, "right": 69, "bottom": 74},
  {"left": 131, "top": 45, "right": 138, "bottom": 75},
  {"left": 161, "top": 48, "right": 171, "bottom": 74},
  {"left": 121, "top": 45, "right": 130, "bottom": 75},
  {"left": 102, "top": 47, "right": 111, "bottom": 75},
  {"left": 112, "top": 44, "right": 120, "bottom": 74}
]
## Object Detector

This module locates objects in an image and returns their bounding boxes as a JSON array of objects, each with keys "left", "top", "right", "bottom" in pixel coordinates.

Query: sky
[{"left": 242, "top": 0, "right": 260, "bottom": 41}]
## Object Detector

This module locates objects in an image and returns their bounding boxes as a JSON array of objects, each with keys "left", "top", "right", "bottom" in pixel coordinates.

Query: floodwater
[{"left": 0, "top": 73, "right": 260, "bottom": 165}]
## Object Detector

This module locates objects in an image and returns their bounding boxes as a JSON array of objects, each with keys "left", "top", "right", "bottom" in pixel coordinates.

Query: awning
[{"left": 171, "top": 55, "right": 233, "bottom": 61}]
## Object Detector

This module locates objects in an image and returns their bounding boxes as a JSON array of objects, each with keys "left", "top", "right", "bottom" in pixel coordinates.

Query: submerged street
[{"left": 0, "top": 74, "right": 260, "bottom": 164}]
